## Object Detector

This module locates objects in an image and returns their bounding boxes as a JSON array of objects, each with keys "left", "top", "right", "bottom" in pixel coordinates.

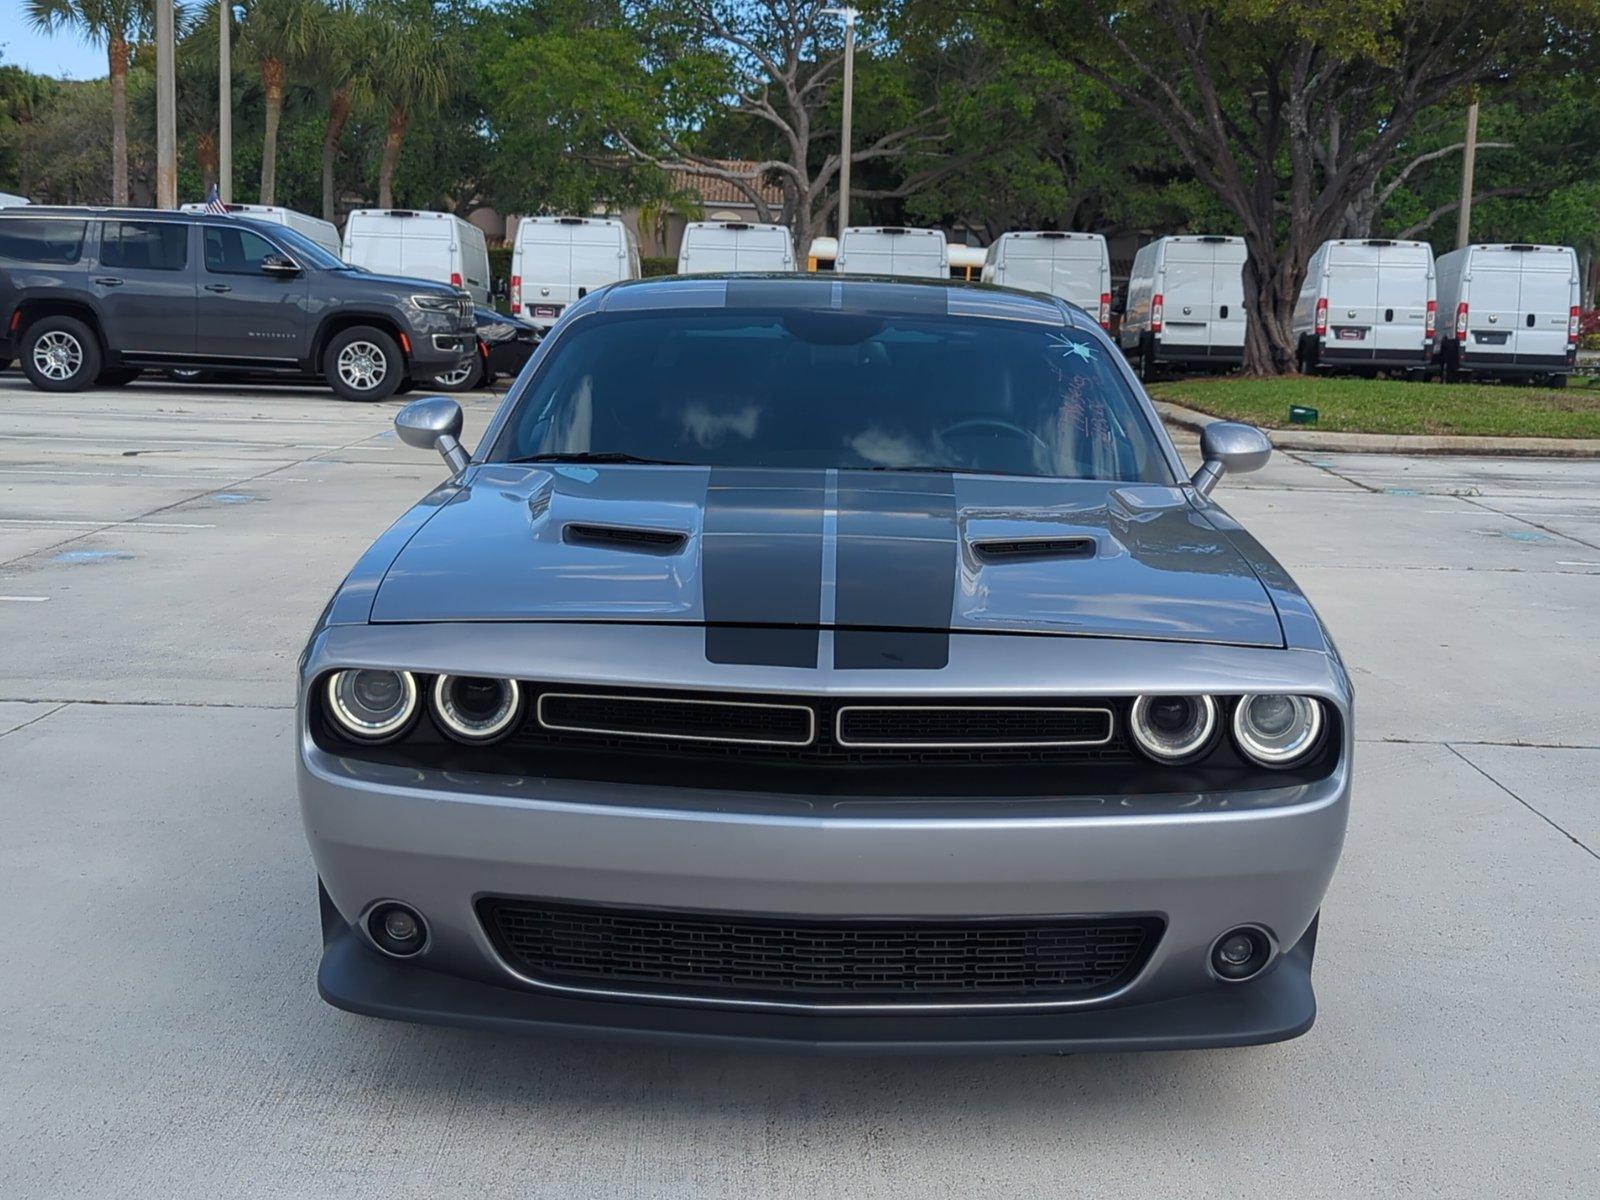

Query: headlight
[
  {"left": 1232, "top": 694, "right": 1324, "bottom": 766},
  {"left": 408, "top": 293, "right": 459, "bottom": 312},
  {"left": 325, "top": 669, "right": 418, "bottom": 741},
  {"left": 1128, "top": 694, "right": 1218, "bottom": 763},
  {"left": 431, "top": 675, "right": 521, "bottom": 742}
]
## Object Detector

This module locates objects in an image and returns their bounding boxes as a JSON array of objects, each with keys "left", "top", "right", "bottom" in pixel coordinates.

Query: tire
[
  {"left": 1440, "top": 345, "right": 1461, "bottom": 383},
  {"left": 1546, "top": 373, "right": 1568, "bottom": 389},
  {"left": 166, "top": 367, "right": 216, "bottom": 384},
  {"left": 97, "top": 368, "right": 141, "bottom": 387},
  {"left": 323, "top": 325, "right": 403, "bottom": 402},
  {"left": 431, "top": 354, "right": 483, "bottom": 393},
  {"left": 21, "top": 315, "right": 102, "bottom": 392},
  {"left": 1137, "top": 334, "right": 1156, "bottom": 381}
]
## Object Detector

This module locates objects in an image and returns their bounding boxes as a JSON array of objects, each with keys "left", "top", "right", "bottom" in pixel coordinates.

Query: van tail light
[
  {"left": 509, "top": 275, "right": 521, "bottom": 314},
  {"left": 450, "top": 271, "right": 463, "bottom": 288},
  {"left": 1425, "top": 299, "right": 1437, "bottom": 339},
  {"left": 1570, "top": 306, "right": 1581, "bottom": 343},
  {"left": 1098, "top": 292, "right": 1111, "bottom": 329},
  {"left": 1150, "top": 293, "right": 1164, "bottom": 334},
  {"left": 1455, "top": 301, "right": 1469, "bottom": 342},
  {"left": 1314, "top": 297, "right": 1328, "bottom": 336}
]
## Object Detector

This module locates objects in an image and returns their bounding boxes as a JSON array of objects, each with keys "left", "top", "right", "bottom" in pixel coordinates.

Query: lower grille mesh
[{"left": 480, "top": 900, "right": 1162, "bottom": 1006}]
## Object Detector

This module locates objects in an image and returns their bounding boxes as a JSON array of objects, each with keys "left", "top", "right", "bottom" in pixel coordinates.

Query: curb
[{"left": 1155, "top": 401, "right": 1600, "bottom": 458}]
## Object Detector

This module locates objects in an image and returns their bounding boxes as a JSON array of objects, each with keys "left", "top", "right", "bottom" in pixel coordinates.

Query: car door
[
  {"left": 199, "top": 223, "right": 310, "bottom": 362},
  {"left": 91, "top": 218, "right": 198, "bottom": 358}
]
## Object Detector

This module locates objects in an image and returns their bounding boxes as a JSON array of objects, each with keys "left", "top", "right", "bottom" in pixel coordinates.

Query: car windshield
[
  {"left": 244, "top": 220, "right": 343, "bottom": 270},
  {"left": 492, "top": 309, "right": 1172, "bottom": 482}
]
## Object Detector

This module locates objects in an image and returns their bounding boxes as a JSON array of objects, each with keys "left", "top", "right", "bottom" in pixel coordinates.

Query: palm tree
[
  {"left": 24, "top": 0, "right": 155, "bottom": 205},
  {"left": 368, "top": 1, "right": 455, "bottom": 209},
  {"left": 235, "top": 0, "right": 321, "bottom": 205},
  {"left": 306, "top": 0, "right": 368, "bottom": 223}
]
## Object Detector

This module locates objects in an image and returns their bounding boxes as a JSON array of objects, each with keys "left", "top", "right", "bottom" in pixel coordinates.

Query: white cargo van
[
  {"left": 511, "top": 216, "right": 640, "bottom": 328},
  {"left": 677, "top": 221, "right": 795, "bottom": 274},
  {"left": 180, "top": 202, "right": 343, "bottom": 261},
  {"left": 982, "top": 231, "right": 1112, "bottom": 327},
  {"left": 1291, "top": 238, "right": 1435, "bottom": 374},
  {"left": 1120, "top": 236, "right": 1248, "bottom": 373},
  {"left": 340, "top": 209, "right": 491, "bottom": 305},
  {"left": 835, "top": 226, "right": 948, "bottom": 279},
  {"left": 1433, "top": 243, "right": 1581, "bottom": 383}
]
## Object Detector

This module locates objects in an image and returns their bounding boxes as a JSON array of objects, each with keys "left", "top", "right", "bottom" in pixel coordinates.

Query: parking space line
[
  {"left": 0, "top": 518, "right": 217, "bottom": 529},
  {"left": 0, "top": 595, "right": 51, "bottom": 602}
]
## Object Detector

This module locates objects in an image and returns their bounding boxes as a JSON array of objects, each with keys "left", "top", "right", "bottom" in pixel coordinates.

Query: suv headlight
[
  {"left": 1232, "top": 694, "right": 1324, "bottom": 766},
  {"left": 409, "top": 293, "right": 459, "bottom": 312}
]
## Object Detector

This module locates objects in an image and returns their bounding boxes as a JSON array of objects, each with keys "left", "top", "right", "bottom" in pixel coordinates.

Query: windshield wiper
[{"left": 510, "top": 452, "right": 695, "bottom": 466}]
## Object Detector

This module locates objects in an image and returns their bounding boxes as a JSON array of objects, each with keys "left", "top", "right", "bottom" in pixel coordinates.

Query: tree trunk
[
  {"left": 108, "top": 35, "right": 129, "bottom": 205},
  {"left": 196, "top": 130, "right": 218, "bottom": 191},
  {"left": 321, "top": 86, "right": 352, "bottom": 224},
  {"left": 378, "top": 107, "right": 409, "bottom": 210},
  {"left": 260, "top": 58, "right": 285, "bottom": 206}
]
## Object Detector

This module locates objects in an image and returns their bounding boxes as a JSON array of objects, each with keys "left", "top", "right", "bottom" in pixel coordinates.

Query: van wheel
[
  {"left": 21, "top": 316, "right": 102, "bottom": 392},
  {"left": 432, "top": 355, "right": 483, "bottom": 392},
  {"left": 324, "top": 326, "right": 402, "bottom": 402},
  {"left": 1440, "top": 348, "right": 1461, "bottom": 384},
  {"left": 97, "top": 368, "right": 141, "bottom": 387},
  {"left": 1137, "top": 335, "right": 1156, "bottom": 381},
  {"left": 1544, "top": 374, "right": 1568, "bottom": 389}
]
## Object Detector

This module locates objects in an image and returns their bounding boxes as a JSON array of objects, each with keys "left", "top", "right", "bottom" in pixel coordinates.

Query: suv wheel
[
  {"left": 22, "top": 316, "right": 102, "bottom": 392},
  {"left": 324, "top": 325, "right": 402, "bottom": 402},
  {"left": 432, "top": 354, "right": 483, "bottom": 392}
]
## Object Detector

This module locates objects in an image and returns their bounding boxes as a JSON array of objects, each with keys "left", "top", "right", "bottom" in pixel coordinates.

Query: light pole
[
  {"left": 823, "top": 7, "right": 859, "bottom": 238},
  {"left": 220, "top": 1, "right": 233, "bottom": 203},
  {"left": 155, "top": 0, "right": 177, "bottom": 207}
]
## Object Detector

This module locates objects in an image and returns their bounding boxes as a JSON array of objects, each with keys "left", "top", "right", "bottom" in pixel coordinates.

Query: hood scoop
[
  {"left": 970, "top": 535, "right": 1097, "bottom": 564},
  {"left": 563, "top": 521, "right": 689, "bottom": 555}
]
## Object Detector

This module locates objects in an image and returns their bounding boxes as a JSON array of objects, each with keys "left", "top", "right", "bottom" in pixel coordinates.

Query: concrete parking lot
[{"left": 2, "top": 375, "right": 1597, "bottom": 1198}]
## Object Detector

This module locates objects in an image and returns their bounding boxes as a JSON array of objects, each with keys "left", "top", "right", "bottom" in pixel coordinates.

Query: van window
[
  {"left": 204, "top": 225, "right": 282, "bottom": 275},
  {"left": 100, "top": 221, "right": 188, "bottom": 271},
  {"left": 0, "top": 218, "right": 87, "bottom": 264}
]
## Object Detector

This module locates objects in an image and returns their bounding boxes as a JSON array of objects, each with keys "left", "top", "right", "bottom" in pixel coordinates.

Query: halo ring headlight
[
  {"left": 432, "top": 674, "right": 521, "bottom": 743},
  {"left": 1128, "top": 694, "right": 1218, "bottom": 763},
  {"left": 325, "top": 669, "right": 418, "bottom": 741},
  {"left": 1232, "top": 694, "right": 1324, "bottom": 767}
]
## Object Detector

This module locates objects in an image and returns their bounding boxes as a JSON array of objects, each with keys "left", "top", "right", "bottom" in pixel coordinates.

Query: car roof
[
  {"left": 4, "top": 204, "right": 273, "bottom": 231},
  {"left": 590, "top": 273, "right": 1086, "bottom": 329}
]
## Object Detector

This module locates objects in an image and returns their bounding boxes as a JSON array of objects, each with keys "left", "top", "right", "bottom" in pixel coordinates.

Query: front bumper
[{"left": 318, "top": 905, "right": 1319, "bottom": 1053}]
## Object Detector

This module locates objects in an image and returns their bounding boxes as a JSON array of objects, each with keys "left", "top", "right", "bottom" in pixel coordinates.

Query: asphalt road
[{"left": 2, "top": 376, "right": 1597, "bottom": 1199}]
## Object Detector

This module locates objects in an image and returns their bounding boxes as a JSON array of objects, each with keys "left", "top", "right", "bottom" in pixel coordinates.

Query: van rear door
[
  {"left": 1323, "top": 242, "right": 1380, "bottom": 346},
  {"left": 1159, "top": 238, "right": 1243, "bottom": 352},
  {"left": 996, "top": 234, "right": 1103, "bottom": 309},
  {"left": 1373, "top": 243, "right": 1431, "bottom": 357},
  {"left": 1463, "top": 247, "right": 1522, "bottom": 358},
  {"left": 1507, "top": 247, "right": 1575, "bottom": 362}
]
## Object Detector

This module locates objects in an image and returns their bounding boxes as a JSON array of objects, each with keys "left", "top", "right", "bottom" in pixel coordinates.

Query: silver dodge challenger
[{"left": 298, "top": 273, "right": 1351, "bottom": 1052}]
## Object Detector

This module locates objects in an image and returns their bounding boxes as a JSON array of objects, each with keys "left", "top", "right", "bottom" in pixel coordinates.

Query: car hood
[{"left": 369, "top": 465, "right": 1283, "bottom": 649}]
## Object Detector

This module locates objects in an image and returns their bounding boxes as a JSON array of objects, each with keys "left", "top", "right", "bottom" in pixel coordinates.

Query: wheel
[
  {"left": 1440, "top": 345, "right": 1461, "bottom": 383},
  {"left": 21, "top": 315, "right": 102, "bottom": 392},
  {"left": 96, "top": 368, "right": 141, "bottom": 387},
  {"left": 431, "top": 354, "right": 483, "bottom": 393},
  {"left": 1545, "top": 373, "right": 1568, "bottom": 389},
  {"left": 1137, "top": 334, "right": 1156, "bottom": 381},
  {"left": 324, "top": 325, "right": 403, "bottom": 402},
  {"left": 166, "top": 367, "right": 216, "bottom": 384}
]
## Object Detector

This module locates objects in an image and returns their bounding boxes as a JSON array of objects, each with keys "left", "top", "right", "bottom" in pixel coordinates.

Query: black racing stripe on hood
[
  {"left": 833, "top": 471, "right": 957, "bottom": 669},
  {"left": 702, "top": 467, "right": 826, "bottom": 668}
]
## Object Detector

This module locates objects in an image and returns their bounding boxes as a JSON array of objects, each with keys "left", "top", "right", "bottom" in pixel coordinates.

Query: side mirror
[
  {"left": 1190, "top": 421, "right": 1271, "bottom": 496},
  {"left": 261, "top": 254, "right": 300, "bottom": 275},
  {"left": 395, "top": 397, "right": 470, "bottom": 474}
]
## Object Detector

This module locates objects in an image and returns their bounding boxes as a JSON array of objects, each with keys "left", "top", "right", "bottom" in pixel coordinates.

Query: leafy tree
[
  {"left": 24, "top": 0, "right": 156, "bottom": 205},
  {"left": 989, "top": 0, "right": 1600, "bottom": 373},
  {"left": 367, "top": 0, "right": 458, "bottom": 208}
]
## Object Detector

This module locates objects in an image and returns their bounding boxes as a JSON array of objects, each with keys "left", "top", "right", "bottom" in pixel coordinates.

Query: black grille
[
  {"left": 837, "top": 705, "right": 1110, "bottom": 747},
  {"left": 537, "top": 692, "right": 813, "bottom": 745},
  {"left": 479, "top": 899, "right": 1162, "bottom": 1006}
]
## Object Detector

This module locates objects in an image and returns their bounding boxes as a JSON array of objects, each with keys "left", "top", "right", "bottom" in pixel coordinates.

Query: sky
[{"left": 2, "top": 23, "right": 109, "bottom": 81}]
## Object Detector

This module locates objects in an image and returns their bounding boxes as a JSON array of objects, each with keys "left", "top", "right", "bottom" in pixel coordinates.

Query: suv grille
[{"left": 479, "top": 899, "right": 1162, "bottom": 1007}]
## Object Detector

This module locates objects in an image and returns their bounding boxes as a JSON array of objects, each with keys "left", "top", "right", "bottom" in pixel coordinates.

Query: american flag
[{"left": 203, "top": 183, "right": 229, "bottom": 215}]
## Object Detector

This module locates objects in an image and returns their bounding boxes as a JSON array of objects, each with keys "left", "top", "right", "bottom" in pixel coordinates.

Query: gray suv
[{"left": 0, "top": 207, "right": 474, "bottom": 401}]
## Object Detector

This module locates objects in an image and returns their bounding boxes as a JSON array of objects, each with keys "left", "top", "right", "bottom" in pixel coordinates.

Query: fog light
[
  {"left": 1210, "top": 925, "right": 1272, "bottom": 981},
  {"left": 367, "top": 901, "right": 428, "bottom": 958}
]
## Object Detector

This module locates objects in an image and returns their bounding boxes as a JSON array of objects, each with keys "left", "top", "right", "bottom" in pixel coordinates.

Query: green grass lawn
[{"left": 1148, "top": 374, "right": 1600, "bottom": 438}]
